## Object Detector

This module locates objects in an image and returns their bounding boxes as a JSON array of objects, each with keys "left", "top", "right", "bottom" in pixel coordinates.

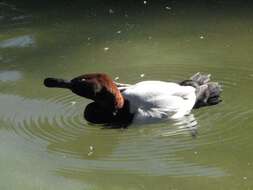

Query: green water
[{"left": 0, "top": 1, "right": 253, "bottom": 189}]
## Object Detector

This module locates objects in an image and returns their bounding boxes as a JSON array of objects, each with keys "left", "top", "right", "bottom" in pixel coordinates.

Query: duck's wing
[
  {"left": 122, "top": 81, "right": 196, "bottom": 121},
  {"left": 122, "top": 81, "right": 195, "bottom": 100}
]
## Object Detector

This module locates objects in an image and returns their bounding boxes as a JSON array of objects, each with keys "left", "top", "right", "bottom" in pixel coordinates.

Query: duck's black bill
[{"left": 44, "top": 78, "right": 71, "bottom": 89}]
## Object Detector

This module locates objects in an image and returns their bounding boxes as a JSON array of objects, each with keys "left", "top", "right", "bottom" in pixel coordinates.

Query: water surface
[{"left": 0, "top": 1, "right": 253, "bottom": 189}]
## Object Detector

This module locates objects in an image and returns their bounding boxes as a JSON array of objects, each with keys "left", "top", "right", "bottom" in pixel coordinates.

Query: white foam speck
[
  {"left": 109, "top": 9, "right": 114, "bottom": 14},
  {"left": 140, "top": 73, "right": 145, "bottom": 78},
  {"left": 70, "top": 101, "right": 76, "bottom": 105},
  {"left": 88, "top": 152, "right": 93, "bottom": 156},
  {"left": 104, "top": 47, "right": 110, "bottom": 51},
  {"left": 165, "top": 6, "right": 172, "bottom": 10},
  {"left": 88, "top": 146, "right": 94, "bottom": 156}
]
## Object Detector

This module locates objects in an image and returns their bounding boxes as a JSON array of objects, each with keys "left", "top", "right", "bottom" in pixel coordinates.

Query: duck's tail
[{"left": 180, "top": 72, "right": 222, "bottom": 108}]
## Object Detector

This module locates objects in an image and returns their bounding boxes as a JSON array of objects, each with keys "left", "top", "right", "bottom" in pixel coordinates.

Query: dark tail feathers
[{"left": 180, "top": 72, "right": 222, "bottom": 109}]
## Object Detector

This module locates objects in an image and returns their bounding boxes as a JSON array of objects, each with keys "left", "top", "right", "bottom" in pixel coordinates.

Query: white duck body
[{"left": 121, "top": 81, "right": 196, "bottom": 123}]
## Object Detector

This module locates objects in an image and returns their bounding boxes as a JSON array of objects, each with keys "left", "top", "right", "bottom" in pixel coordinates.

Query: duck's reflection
[
  {"left": 51, "top": 113, "right": 226, "bottom": 178},
  {"left": 0, "top": 93, "right": 226, "bottom": 177},
  {"left": 159, "top": 114, "right": 198, "bottom": 137}
]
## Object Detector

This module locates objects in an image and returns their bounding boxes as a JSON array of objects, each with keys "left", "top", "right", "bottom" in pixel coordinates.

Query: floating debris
[
  {"left": 116, "top": 30, "right": 122, "bottom": 34},
  {"left": 70, "top": 101, "right": 76, "bottom": 105},
  {"left": 194, "top": 151, "right": 198, "bottom": 155},
  {"left": 140, "top": 73, "right": 145, "bottom": 78},
  {"left": 109, "top": 9, "right": 114, "bottom": 14},
  {"left": 88, "top": 146, "right": 94, "bottom": 156},
  {"left": 199, "top": 35, "right": 205, "bottom": 39},
  {"left": 143, "top": 0, "right": 147, "bottom": 5},
  {"left": 114, "top": 76, "right": 119, "bottom": 81},
  {"left": 104, "top": 47, "right": 110, "bottom": 51},
  {"left": 148, "top": 36, "right": 152, "bottom": 40},
  {"left": 87, "top": 37, "right": 91, "bottom": 41},
  {"left": 88, "top": 152, "right": 93, "bottom": 156},
  {"left": 243, "top": 176, "right": 247, "bottom": 180},
  {"left": 165, "top": 6, "right": 172, "bottom": 10}
]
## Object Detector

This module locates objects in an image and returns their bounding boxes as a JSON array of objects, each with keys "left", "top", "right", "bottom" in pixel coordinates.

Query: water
[{"left": 0, "top": 1, "right": 253, "bottom": 189}]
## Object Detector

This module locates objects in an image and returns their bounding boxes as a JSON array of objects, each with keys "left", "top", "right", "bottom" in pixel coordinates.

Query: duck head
[{"left": 44, "top": 73, "right": 124, "bottom": 112}]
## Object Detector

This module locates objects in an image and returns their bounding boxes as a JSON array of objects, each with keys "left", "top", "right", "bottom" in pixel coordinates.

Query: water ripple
[
  {"left": 1, "top": 64, "right": 252, "bottom": 177},
  {"left": 0, "top": 92, "right": 86, "bottom": 142}
]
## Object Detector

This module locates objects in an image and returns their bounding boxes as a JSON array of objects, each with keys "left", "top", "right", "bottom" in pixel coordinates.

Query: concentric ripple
[
  {"left": 1, "top": 62, "right": 253, "bottom": 177},
  {"left": 0, "top": 91, "right": 88, "bottom": 143}
]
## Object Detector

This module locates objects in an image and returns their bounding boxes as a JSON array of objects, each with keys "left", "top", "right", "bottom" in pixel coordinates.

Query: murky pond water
[{"left": 1, "top": 1, "right": 253, "bottom": 189}]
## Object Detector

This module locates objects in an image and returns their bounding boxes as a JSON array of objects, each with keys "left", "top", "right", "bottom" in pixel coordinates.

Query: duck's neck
[
  {"left": 84, "top": 99, "right": 134, "bottom": 128},
  {"left": 114, "top": 99, "right": 134, "bottom": 127}
]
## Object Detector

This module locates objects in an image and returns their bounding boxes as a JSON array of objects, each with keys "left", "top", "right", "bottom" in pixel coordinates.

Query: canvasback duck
[{"left": 44, "top": 73, "right": 222, "bottom": 127}]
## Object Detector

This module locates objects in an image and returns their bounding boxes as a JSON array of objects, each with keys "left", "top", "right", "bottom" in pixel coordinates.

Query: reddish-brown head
[
  {"left": 73, "top": 73, "right": 124, "bottom": 110},
  {"left": 44, "top": 73, "right": 124, "bottom": 111}
]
